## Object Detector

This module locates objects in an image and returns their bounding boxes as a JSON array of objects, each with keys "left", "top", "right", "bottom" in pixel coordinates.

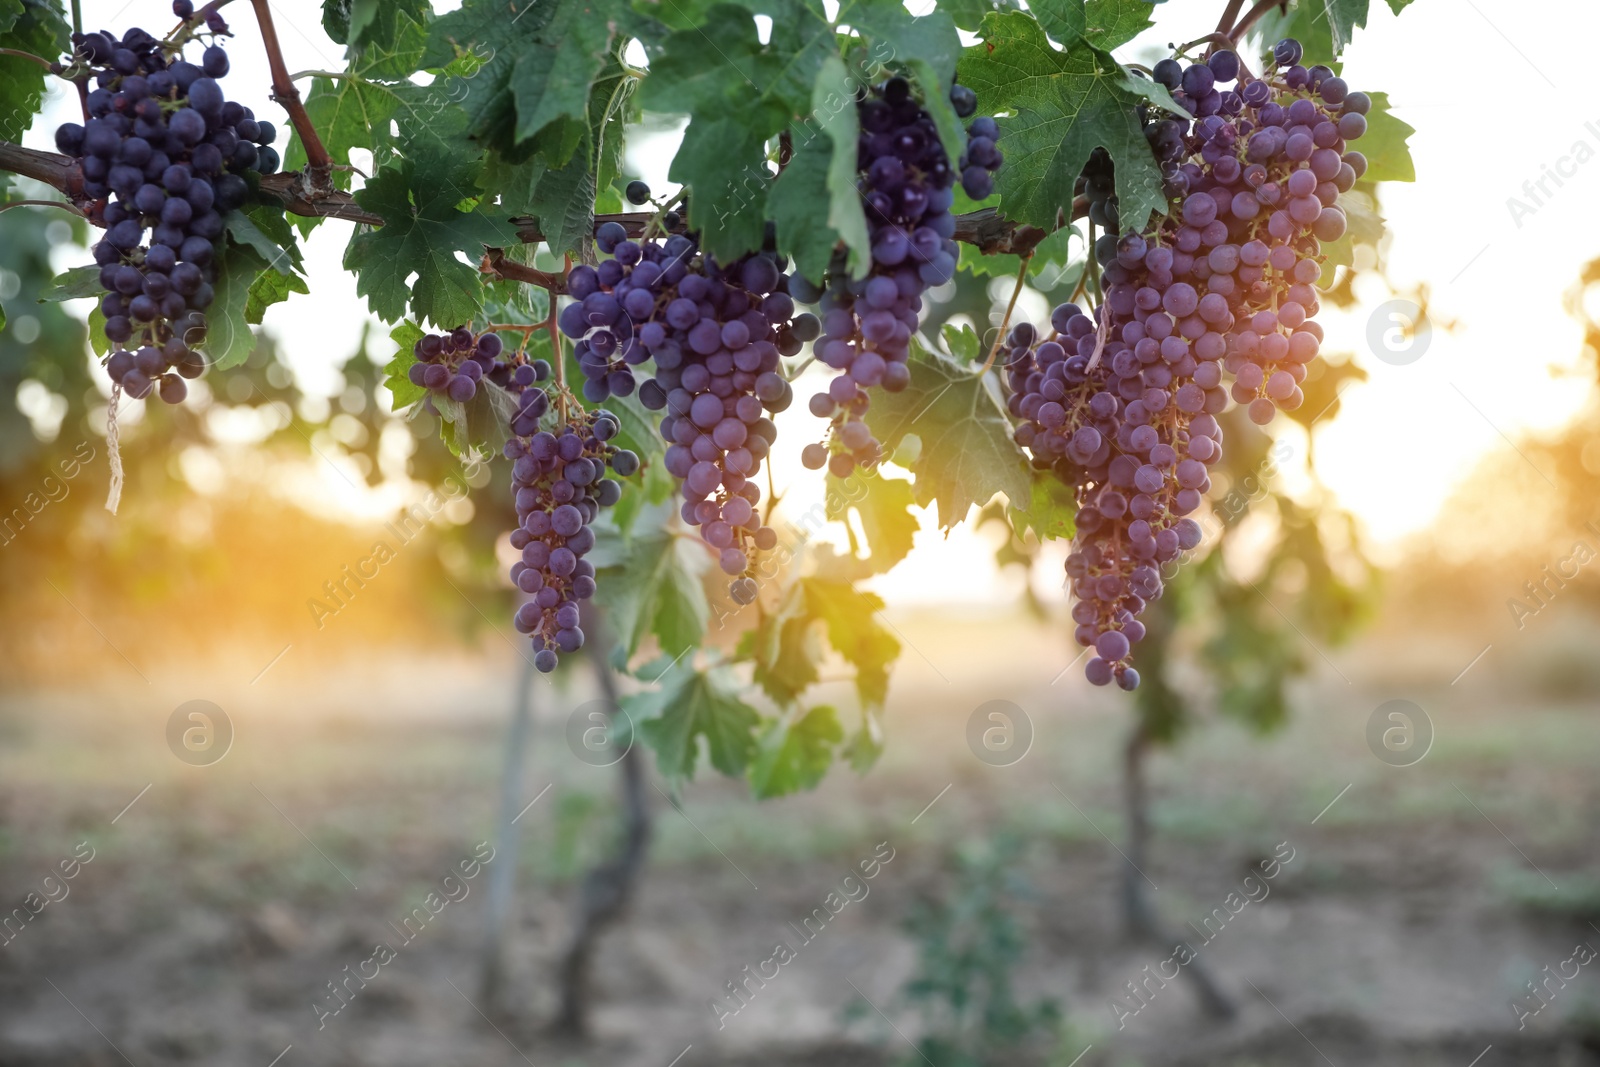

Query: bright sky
[{"left": 18, "top": 0, "right": 1600, "bottom": 604}]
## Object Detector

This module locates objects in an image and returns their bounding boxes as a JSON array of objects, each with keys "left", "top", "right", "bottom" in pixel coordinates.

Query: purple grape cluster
[
  {"left": 1005, "top": 39, "right": 1367, "bottom": 689},
  {"left": 406, "top": 327, "right": 522, "bottom": 404},
  {"left": 952, "top": 84, "right": 1004, "bottom": 200},
  {"left": 798, "top": 77, "right": 994, "bottom": 478},
  {"left": 56, "top": 25, "right": 278, "bottom": 404},
  {"left": 506, "top": 407, "right": 637, "bottom": 672},
  {"left": 556, "top": 223, "right": 799, "bottom": 602}
]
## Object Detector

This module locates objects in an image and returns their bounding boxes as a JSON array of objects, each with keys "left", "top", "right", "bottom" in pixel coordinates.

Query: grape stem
[
  {"left": 0, "top": 48, "right": 55, "bottom": 71},
  {"left": 1227, "top": 0, "right": 1285, "bottom": 44},
  {"left": 1215, "top": 0, "right": 1246, "bottom": 34},
  {"left": 980, "top": 254, "right": 1032, "bottom": 374},
  {"left": 248, "top": 0, "right": 332, "bottom": 176},
  {"left": 0, "top": 198, "right": 86, "bottom": 217},
  {"left": 482, "top": 247, "right": 568, "bottom": 292}
]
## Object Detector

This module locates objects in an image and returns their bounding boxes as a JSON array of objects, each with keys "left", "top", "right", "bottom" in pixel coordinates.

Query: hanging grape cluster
[
  {"left": 1005, "top": 39, "right": 1367, "bottom": 689},
  {"left": 797, "top": 78, "right": 1001, "bottom": 478},
  {"left": 435, "top": 323, "right": 638, "bottom": 674},
  {"left": 55, "top": 20, "right": 277, "bottom": 404},
  {"left": 555, "top": 220, "right": 799, "bottom": 603}
]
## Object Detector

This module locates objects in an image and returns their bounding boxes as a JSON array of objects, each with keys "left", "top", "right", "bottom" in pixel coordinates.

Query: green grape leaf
[
  {"left": 1029, "top": 0, "right": 1153, "bottom": 51},
  {"left": 480, "top": 152, "right": 548, "bottom": 216},
  {"left": 382, "top": 321, "right": 427, "bottom": 408},
  {"left": 87, "top": 307, "right": 110, "bottom": 357},
  {"left": 939, "top": 0, "right": 1024, "bottom": 32},
  {"left": 825, "top": 471, "right": 919, "bottom": 575},
  {"left": 1385, "top": 0, "right": 1414, "bottom": 12},
  {"left": 635, "top": 667, "right": 761, "bottom": 779},
  {"left": 842, "top": 705, "right": 885, "bottom": 772},
  {"left": 959, "top": 11, "right": 1181, "bottom": 236},
  {"left": 748, "top": 706, "right": 843, "bottom": 798},
  {"left": 1357, "top": 92, "right": 1415, "bottom": 183},
  {"left": 347, "top": 0, "right": 432, "bottom": 54},
  {"left": 1009, "top": 474, "right": 1077, "bottom": 542},
  {"left": 863, "top": 336, "right": 1032, "bottom": 530},
  {"left": 813, "top": 55, "right": 871, "bottom": 276},
  {"left": 510, "top": 7, "right": 617, "bottom": 144},
  {"left": 0, "top": 0, "right": 69, "bottom": 144},
  {"left": 744, "top": 577, "right": 900, "bottom": 708},
  {"left": 1081, "top": 0, "right": 1155, "bottom": 50},
  {"left": 768, "top": 131, "right": 845, "bottom": 284},
  {"left": 245, "top": 270, "right": 310, "bottom": 324},
  {"left": 744, "top": 581, "right": 825, "bottom": 706},
  {"left": 668, "top": 110, "right": 782, "bottom": 262},
  {"left": 225, "top": 211, "right": 301, "bottom": 276},
  {"left": 425, "top": 0, "right": 625, "bottom": 162},
  {"left": 1318, "top": 0, "right": 1372, "bottom": 55},
  {"left": 432, "top": 378, "right": 518, "bottom": 457},
  {"left": 205, "top": 242, "right": 271, "bottom": 371},
  {"left": 591, "top": 508, "right": 711, "bottom": 657},
  {"left": 802, "top": 577, "right": 900, "bottom": 707},
  {"left": 343, "top": 148, "right": 518, "bottom": 327},
  {"left": 645, "top": 2, "right": 831, "bottom": 259},
  {"left": 527, "top": 155, "right": 598, "bottom": 256},
  {"left": 39, "top": 265, "right": 101, "bottom": 301},
  {"left": 322, "top": 0, "right": 351, "bottom": 43}
]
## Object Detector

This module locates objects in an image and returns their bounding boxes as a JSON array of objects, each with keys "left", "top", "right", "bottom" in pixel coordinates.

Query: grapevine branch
[
  {"left": 247, "top": 0, "right": 332, "bottom": 177},
  {"left": 1227, "top": 0, "right": 1286, "bottom": 44},
  {"left": 1214, "top": 0, "right": 1247, "bottom": 34},
  {"left": 0, "top": 140, "right": 1084, "bottom": 291}
]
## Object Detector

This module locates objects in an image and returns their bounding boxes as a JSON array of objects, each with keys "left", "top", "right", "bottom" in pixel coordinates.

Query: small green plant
[{"left": 895, "top": 836, "right": 1060, "bottom": 1067}]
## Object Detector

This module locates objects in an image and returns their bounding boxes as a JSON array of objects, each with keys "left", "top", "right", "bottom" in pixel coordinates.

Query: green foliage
[
  {"left": 343, "top": 146, "right": 520, "bottom": 327},
  {"left": 826, "top": 471, "right": 920, "bottom": 575},
  {"left": 867, "top": 836, "right": 1060, "bottom": 1066},
  {"left": 959, "top": 11, "right": 1182, "bottom": 238},
  {"left": 748, "top": 705, "right": 843, "bottom": 798},
  {"left": 0, "top": 0, "right": 69, "bottom": 144},
  {"left": 633, "top": 666, "right": 761, "bottom": 779},
  {"left": 591, "top": 507, "right": 710, "bottom": 657},
  {"left": 864, "top": 334, "right": 1032, "bottom": 530},
  {"left": 742, "top": 575, "right": 901, "bottom": 710}
]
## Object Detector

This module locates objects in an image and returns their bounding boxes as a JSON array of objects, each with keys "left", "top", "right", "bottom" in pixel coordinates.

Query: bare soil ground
[{"left": 1, "top": 614, "right": 1597, "bottom": 1067}]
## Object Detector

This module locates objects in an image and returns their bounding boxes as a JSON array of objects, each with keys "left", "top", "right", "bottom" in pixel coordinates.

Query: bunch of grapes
[
  {"left": 796, "top": 77, "right": 999, "bottom": 478},
  {"left": 506, "top": 405, "right": 638, "bottom": 673},
  {"left": 557, "top": 221, "right": 799, "bottom": 603},
  {"left": 55, "top": 21, "right": 278, "bottom": 403},
  {"left": 1006, "top": 39, "right": 1367, "bottom": 689},
  {"left": 407, "top": 327, "right": 511, "bottom": 404}
]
